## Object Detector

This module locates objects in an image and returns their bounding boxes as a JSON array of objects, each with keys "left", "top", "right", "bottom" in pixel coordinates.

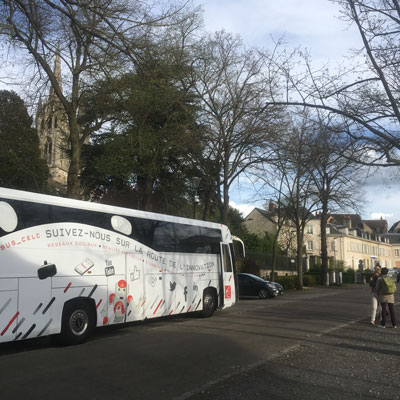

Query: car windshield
[{"left": 245, "top": 274, "right": 266, "bottom": 283}]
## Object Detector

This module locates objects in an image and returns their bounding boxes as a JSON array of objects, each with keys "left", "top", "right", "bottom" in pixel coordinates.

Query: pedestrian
[
  {"left": 369, "top": 265, "right": 381, "bottom": 325},
  {"left": 376, "top": 267, "right": 397, "bottom": 329}
]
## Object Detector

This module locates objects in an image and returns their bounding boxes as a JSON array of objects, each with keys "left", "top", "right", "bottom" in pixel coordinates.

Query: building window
[
  {"left": 307, "top": 225, "right": 313, "bottom": 234},
  {"left": 395, "top": 249, "right": 399, "bottom": 257},
  {"left": 307, "top": 240, "right": 313, "bottom": 250},
  {"left": 47, "top": 137, "right": 52, "bottom": 163}
]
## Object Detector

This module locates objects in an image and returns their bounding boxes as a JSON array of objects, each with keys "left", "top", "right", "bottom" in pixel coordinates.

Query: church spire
[{"left": 49, "top": 48, "right": 62, "bottom": 98}]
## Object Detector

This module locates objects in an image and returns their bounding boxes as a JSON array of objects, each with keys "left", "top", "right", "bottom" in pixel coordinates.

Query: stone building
[
  {"left": 243, "top": 203, "right": 398, "bottom": 271},
  {"left": 36, "top": 54, "right": 70, "bottom": 190}
]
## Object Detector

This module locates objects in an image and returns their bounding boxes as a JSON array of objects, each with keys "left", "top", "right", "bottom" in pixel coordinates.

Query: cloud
[
  {"left": 199, "top": 0, "right": 361, "bottom": 61},
  {"left": 229, "top": 201, "right": 254, "bottom": 218},
  {"left": 369, "top": 212, "right": 394, "bottom": 221}
]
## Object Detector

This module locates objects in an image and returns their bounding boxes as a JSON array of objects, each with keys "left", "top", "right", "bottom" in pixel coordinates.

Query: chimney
[{"left": 269, "top": 200, "right": 276, "bottom": 212}]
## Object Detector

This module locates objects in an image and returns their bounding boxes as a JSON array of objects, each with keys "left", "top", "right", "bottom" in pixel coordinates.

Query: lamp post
[{"left": 191, "top": 177, "right": 201, "bottom": 219}]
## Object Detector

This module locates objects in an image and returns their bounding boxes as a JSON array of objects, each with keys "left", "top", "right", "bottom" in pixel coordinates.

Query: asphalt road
[{"left": 0, "top": 284, "right": 398, "bottom": 400}]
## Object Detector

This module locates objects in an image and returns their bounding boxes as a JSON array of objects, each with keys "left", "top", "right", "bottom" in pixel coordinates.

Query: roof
[
  {"left": 389, "top": 221, "right": 400, "bottom": 233},
  {"left": 327, "top": 214, "right": 363, "bottom": 229},
  {"left": 382, "top": 233, "right": 400, "bottom": 244},
  {"left": 363, "top": 219, "right": 388, "bottom": 234}
]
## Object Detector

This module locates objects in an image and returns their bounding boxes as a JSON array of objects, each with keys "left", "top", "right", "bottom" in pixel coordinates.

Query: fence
[{"left": 245, "top": 252, "right": 297, "bottom": 273}]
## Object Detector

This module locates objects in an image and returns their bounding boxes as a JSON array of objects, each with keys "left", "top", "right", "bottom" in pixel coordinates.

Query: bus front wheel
[
  {"left": 60, "top": 301, "right": 95, "bottom": 345},
  {"left": 201, "top": 290, "right": 217, "bottom": 318}
]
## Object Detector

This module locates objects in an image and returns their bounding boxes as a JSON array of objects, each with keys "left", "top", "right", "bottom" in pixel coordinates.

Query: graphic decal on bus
[{"left": 0, "top": 192, "right": 238, "bottom": 344}]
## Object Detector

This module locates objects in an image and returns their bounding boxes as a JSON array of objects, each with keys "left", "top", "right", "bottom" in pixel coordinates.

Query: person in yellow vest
[{"left": 376, "top": 267, "right": 397, "bottom": 329}]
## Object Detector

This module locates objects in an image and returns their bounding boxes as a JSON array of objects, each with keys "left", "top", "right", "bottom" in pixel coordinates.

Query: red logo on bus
[{"left": 224, "top": 285, "right": 231, "bottom": 299}]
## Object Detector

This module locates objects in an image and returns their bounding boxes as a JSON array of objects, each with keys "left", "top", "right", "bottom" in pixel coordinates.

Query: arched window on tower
[
  {"left": 54, "top": 117, "right": 58, "bottom": 128},
  {"left": 41, "top": 119, "right": 45, "bottom": 131},
  {"left": 47, "top": 137, "right": 52, "bottom": 164},
  {"left": 44, "top": 140, "right": 48, "bottom": 160},
  {"left": 48, "top": 117, "right": 52, "bottom": 129}
]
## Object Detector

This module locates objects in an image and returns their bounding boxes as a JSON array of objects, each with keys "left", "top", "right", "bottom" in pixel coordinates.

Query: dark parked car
[
  {"left": 238, "top": 273, "right": 283, "bottom": 299},
  {"left": 265, "top": 279, "right": 284, "bottom": 295}
]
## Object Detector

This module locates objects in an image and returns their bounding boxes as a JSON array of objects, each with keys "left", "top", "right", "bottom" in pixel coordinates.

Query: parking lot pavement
[{"left": 185, "top": 294, "right": 400, "bottom": 400}]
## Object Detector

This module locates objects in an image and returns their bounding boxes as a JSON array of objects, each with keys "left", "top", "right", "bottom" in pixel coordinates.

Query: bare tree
[
  {"left": 266, "top": 117, "right": 320, "bottom": 289},
  {"left": 0, "top": 0, "right": 194, "bottom": 198},
  {"left": 265, "top": 0, "right": 400, "bottom": 166},
  {"left": 191, "top": 31, "right": 280, "bottom": 224},
  {"left": 307, "top": 117, "right": 366, "bottom": 285}
]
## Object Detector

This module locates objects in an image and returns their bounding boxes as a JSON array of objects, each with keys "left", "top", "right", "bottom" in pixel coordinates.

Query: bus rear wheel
[
  {"left": 201, "top": 290, "right": 217, "bottom": 318},
  {"left": 60, "top": 301, "right": 95, "bottom": 345}
]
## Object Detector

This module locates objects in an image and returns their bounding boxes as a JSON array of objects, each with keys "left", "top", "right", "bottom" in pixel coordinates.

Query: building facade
[
  {"left": 326, "top": 225, "right": 393, "bottom": 270},
  {"left": 243, "top": 205, "right": 400, "bottom": 271}
]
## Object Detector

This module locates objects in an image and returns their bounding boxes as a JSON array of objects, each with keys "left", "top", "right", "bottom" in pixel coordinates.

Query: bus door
[
  {"left": 103, "top": 250, "right": 144, "bottom": 325},
  {"left": 220, "top": 243, "right": 235, "bottom": 308}
]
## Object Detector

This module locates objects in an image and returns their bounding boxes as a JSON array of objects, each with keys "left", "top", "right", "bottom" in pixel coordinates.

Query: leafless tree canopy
[
  {"left": 191, "top": 31, "right": 282, "bottom": 223},
  {"left": 0, "top": 0, "right": 195, "bottom": 198},
  {"left": 266, "top": 0, "right": 400, "bottom": 166}
]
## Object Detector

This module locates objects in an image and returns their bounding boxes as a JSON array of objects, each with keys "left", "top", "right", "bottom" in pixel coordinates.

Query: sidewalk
[{"left": 188, "top": 293, "right": 400, "bottom": 400}]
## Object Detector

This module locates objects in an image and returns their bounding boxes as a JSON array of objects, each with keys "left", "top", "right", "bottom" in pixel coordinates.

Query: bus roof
[{"left": 0, "top": 187, "right": 227, "bottom": 231}]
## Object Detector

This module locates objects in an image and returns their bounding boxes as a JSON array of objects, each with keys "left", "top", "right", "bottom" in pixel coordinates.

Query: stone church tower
[{"left": 36, "top": 53, "right": 70, "bottom": 190}]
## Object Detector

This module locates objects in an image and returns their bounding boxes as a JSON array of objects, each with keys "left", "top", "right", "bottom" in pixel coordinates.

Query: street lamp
[{"left": 191, "top": 177, "right": 201, "bottom": 219}]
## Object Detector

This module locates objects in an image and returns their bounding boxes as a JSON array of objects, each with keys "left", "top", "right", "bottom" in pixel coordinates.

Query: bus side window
[{"left": 222, "top": 244, "right": 232, "bottom": 272}]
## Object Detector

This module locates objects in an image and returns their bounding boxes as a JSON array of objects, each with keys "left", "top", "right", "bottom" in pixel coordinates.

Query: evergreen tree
[
  {"left": 0, "top": 90, "right": 48, "bottom": 192},
  {"left": 80, "top": 55, "right": 204, "bottom": 215}
]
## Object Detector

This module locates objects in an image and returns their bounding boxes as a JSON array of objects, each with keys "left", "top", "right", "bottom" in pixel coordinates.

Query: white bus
[{"left": 0, "top": 187, "right": 243, "bottom": 345}]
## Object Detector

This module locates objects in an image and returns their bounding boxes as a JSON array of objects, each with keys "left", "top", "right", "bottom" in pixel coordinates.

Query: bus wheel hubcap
[{"left": 70, "top": 310, "right": 88, "bottom": 335}]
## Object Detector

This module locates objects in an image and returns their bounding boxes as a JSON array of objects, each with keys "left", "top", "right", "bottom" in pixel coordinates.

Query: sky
[
  {"left": 1, "top": 1, "right": 399, "bottom": 228},
  {"left": 196, "top": 0, "right": 400, "bottom": 229}
]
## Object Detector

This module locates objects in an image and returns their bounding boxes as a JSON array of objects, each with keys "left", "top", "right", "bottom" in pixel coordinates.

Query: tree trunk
[
  {"left": 296, "top": 227, "right": 304, "bottom": 289},
  {"left": 202, "top": 188, "right": 212, "bottom": 221},
  {"left": 320, "top": 203, "right": 329, "bottom": 286},
  {"left": 67, "top": 119, "right": 82, "bottom": 199},
  {"left": 270, "top": 230, "right": 280, "bottom": 281},
  {"left": 222, "top": 181, "right": 229, "bottom": 225},
  {"left": 137, "top": 174, "right": 154, "bottom": 211}
]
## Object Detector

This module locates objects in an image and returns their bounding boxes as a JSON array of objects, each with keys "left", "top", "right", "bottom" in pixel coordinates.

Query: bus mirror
[
  {"left": 111, "top": 215, "right": 132, "bottom": 236},
  {"left": 38, "top": 262, "right": 57, "bottom": 280},
  {"left": 232, "top": 236, "right": 245, "bottom": 258}
]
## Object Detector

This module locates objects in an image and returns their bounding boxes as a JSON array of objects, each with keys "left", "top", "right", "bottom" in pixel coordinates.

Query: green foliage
[
  {"left": 274, "top": 275, "right": 297, "bottom": 290},
  {"left": 238, "top": 258, "right": 261, "bottom": 276},
  {"left": 303, "top": 273, "right": 322, "bottom": 286},
  {"left": 274, "top": 273, "right": 322, "bottom": 289},
  {"left": 224, "top": 207, "right": 245, "bottom": 236},
  {"left": 309, "top": 263, "right": 322, "bottom": 273},
  {"left": 0, "top": 90, "right": 48, "bottom": 192},
  {"left": 342, "top": 271, "right": 355, "bottom": 284},
  {"left": 328, "top": 258, "right": 345, "bottom": 272},
  {"left": 240, "top": 231, "right": 283, "bottom": 255},
  {"left": 81, "top": 54, "right": 203, "bottom": 214}
]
